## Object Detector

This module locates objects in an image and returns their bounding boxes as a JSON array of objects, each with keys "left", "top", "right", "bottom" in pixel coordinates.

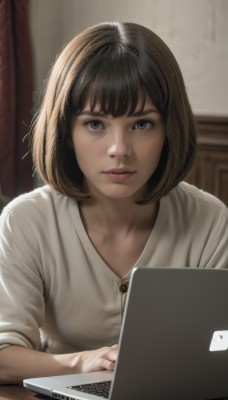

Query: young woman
[{"left": 0, "top": 21, "right": 227, "bottom": 384}]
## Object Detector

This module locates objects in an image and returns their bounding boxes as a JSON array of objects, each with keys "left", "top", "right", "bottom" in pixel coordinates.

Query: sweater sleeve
[
  {"left": 199, "top": 203, "right": 228, "bottom": 269},
  {"left": 0, "top": 204, "right": 45, "bottom": 351}
]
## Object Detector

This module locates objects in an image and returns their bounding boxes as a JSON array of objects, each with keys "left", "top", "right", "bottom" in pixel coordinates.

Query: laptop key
[{"left": 69, "top": 381, "right": 111, "bottom": 398}]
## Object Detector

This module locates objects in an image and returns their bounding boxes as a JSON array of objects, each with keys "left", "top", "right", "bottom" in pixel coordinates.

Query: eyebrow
[
  {"left": 78, "top": 108, "right": 160, "bottom": 117},
  {"left": 129, "top": 108, "right": 160, "bottom": 117}
]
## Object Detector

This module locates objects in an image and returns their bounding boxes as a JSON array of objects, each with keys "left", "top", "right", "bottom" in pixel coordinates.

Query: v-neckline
[{"left": 69, "top": 198, "right": 167, "bottom": 280}]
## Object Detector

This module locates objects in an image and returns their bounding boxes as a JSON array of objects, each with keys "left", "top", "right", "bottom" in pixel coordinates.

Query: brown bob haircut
[{"left": 32, "top": 21, "right": 196, "bottom": 204}]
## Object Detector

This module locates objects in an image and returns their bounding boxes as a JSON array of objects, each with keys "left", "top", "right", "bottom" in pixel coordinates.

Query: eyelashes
[
  {"left": 84, "top": 120, "right": 104, "bottom": 131},
  {"left": 133, "top": 120, "right": 155, "bottom": 131},
  {"left": 83, "top": 119, "right": 156, "bottom": 133}
]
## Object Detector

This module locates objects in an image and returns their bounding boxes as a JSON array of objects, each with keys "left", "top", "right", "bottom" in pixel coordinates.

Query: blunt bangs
[{"left": 69, "top": 43, "right": 162, "bottom": 117}]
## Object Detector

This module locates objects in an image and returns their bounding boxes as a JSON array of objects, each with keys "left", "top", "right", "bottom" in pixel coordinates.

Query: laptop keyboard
[
  {"left": 69, "top": 382, "right": 228, "bottom": 400},
  {"left": 70, "top": 380, "right": 111, "bottom": 398}
]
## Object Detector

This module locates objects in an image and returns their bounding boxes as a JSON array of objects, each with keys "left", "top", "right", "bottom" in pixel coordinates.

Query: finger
[
  {"left": 108, "top": 349, "right": 118, "bottom": 362},
  {"left": 100, "top": 359, "right": 115, "bottom": 371},
  {"left": 92, "top": 358, "right": 115, "bottom": 372}
]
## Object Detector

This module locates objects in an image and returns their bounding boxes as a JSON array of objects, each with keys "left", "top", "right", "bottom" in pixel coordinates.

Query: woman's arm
[{"left": 0, "top": 344, "right": 118, "bottom": 384}]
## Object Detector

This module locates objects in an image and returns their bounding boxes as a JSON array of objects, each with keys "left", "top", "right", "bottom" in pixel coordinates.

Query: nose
[{"left": 107, "top": 131, "right": 131, "bottom": 159}]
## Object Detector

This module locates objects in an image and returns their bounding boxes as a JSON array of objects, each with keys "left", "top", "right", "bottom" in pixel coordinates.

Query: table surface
[
  {"left": 0, "top": 385, "right": 44, "bottom": 400},
  {"left": 1, "top": 385, "right": 228, "bottom": 400}
]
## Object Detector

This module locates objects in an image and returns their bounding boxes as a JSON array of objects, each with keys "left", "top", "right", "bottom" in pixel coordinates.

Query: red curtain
[{"left": 0, "top": 0, "right": 33, "bottom": 200}]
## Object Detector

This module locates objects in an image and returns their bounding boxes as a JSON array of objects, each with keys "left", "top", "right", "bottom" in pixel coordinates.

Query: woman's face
[{"left": 71, "top": 96, "right": 165, "bottom": 201}]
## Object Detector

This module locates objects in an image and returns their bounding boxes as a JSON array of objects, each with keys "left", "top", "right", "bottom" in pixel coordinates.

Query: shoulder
[
  {"left": 161, "top": 182, "right": 227, "bottom": 267},
  {"left": 163, "top": 182, "right": 227, "bottom": 238},
  {"left": 1, "top": 186, "right": 50, "bottom": 220},
  {"left": 168, "top": 181, "right": 227, "bottom": 216},
  {"left": 0, "top": 186, "right": 78, "bottom": 227}
]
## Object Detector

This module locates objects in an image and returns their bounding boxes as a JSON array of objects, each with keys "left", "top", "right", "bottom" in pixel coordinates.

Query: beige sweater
[{"left": 0, "top": 182, "right": 227, "bottom": 354}]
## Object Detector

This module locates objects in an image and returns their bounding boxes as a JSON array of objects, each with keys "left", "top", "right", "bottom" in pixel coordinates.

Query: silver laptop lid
[{"left": 109, "top": 267, "right": 228, "bottom": 400}]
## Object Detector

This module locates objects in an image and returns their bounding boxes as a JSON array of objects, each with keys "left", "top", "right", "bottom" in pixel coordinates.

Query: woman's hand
[
  {"left": 75, "top": 344, "right": 118, "bottom": 373},
  {"left": 0, "top": 345, "right": 118, "bottom": 384}
]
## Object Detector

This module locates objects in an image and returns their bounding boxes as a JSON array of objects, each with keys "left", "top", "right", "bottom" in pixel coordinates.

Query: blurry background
[
  {"left": 30, "top": 0, "right": 228, "bottom": 116},
  {"left": 0, "top": 0, "right": 227, "bottom": 205}
]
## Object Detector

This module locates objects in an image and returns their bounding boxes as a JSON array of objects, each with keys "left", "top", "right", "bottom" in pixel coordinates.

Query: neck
[{"left": 79, "top": 197, "right": 159, "bottom": 235}]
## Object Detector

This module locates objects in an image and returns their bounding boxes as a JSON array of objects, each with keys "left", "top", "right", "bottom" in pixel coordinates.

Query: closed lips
[
  {"left": 104, "top": 169, "right": 135, "bottom": 174},
  {"left": 110, "top": 171, "right": 132, "bottom": 174}
]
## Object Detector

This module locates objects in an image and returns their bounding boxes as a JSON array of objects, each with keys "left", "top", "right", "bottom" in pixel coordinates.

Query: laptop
[{"left": 24, "top": 267, "right": 228, "bottom": 400}]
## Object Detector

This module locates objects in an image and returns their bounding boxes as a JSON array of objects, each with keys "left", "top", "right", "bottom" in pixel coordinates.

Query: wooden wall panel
[{"left": 186, "top": 116, "right": 228, "bottom": 206}]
